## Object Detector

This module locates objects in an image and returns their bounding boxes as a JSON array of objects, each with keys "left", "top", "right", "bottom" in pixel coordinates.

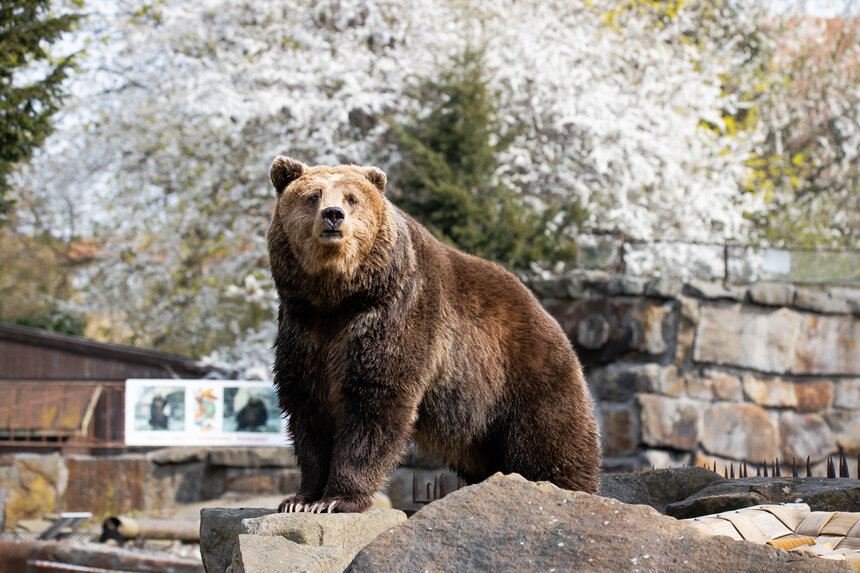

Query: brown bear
[{"left": 267, "top": 156, "right": 600, "bottom": 513}]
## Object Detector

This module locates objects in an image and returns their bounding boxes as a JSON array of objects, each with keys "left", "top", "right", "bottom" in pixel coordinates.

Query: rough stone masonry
[{"left": 533, "top": 274, "right": 860, "bottom": 474}]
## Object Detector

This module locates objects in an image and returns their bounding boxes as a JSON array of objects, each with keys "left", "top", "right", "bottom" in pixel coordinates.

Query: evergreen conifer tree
[
  {"left": 390, "top": 48, "right": 581, "bottom": 273},
  {"left": 0, "top": 0, "right": 79, "bottom": 222}
]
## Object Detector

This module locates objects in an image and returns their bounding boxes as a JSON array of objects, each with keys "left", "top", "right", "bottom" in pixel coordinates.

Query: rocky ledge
[{"left": 200, "top": 470, "right": 860, "bottom": 572}]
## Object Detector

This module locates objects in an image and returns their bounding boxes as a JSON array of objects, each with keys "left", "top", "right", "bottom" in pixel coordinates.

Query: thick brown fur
[{"left": 267, "top": 156, "right": 601, "bottom": 513}]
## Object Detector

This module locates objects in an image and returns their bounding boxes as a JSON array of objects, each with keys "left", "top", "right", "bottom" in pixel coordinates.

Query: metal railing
[
  {"left": 0, "top": 381, "right": 126, "bottom": 451},
  {"left": 575, "top": 232, "right": 860, "bottom": 286}
]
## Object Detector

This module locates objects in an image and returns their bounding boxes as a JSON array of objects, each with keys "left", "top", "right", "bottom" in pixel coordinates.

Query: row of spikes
[{"left": 696, "top": 451, "right": 857, "bottom": 479}]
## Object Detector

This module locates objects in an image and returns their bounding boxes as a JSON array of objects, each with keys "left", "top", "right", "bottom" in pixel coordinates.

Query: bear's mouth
[{"left": 320, "top": 230, "right": 343, "bottom": 241}]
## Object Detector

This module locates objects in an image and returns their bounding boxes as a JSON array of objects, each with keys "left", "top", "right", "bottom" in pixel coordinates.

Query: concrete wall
[{"left": 533, "top": 272, "right": 860, "bottom": 472}]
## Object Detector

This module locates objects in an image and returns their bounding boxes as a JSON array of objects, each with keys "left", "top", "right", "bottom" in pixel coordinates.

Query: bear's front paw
[
  {"left": 317, "top": 494, "right": 374, "bottom": 513},
  {"left": 278, "top": 494, "right": 314, "bottom": 513}
]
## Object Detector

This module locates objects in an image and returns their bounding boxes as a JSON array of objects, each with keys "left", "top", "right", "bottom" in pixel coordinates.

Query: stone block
[
  {"left": 575, "top": 314, "right": 611, "bottom": 349},
  {"left": 209, "top": 447, "right": 296, "bottom": 468},
  {"left": 607, "top": 274, "right": 647, "bottom": 296},
  {"left": 693, "top": 304, "right": 800, "bottom": 374},
  {"left": 598, "top": 402, "right": 638, "bottom": 457},
  {"left": 825, "top": 410, "right": 860, "bottom": 456},
  {"left": 230, "top": 535, "right": 341, "bottom": 573},
  {"left": 674, "top": 296, "right": 700, "bottom": 363},
  {"left": 793, "top": 314, "right": 860, "bottom": 375},
  {"left": 588, "top": 363, "right": 658, "bottom": 402},
  {"left": 683, "top": 279, "right": 746, "bottom": 301},
  {"left": 833, "top": 378, "right": 860, "bottom": 410},
  {"left": 639, "top": 303, "right": 673, "bottom": 355},
  {"left": 279, "top": 469, "right": 302, "bottom": 494},
  {"left": 637, "top": 394, "right": 700, "bottom": 450},
  {"left": 749, "top": 281, "right": 796, "bottom": 307},
  {"left": 148, "top": 459, "right": 212, "bottom": 511},
  {"left": 793, "top": 380, "right": 834, "bottom": 412},
  {"left": 794, "top": 288, "right": 852, "bottom": 315},
  {"left": 644, "top": 276, "right": 684, "bottom": 298},
  {"left": 685, "top": 369, "right": 742, "bottom": 401},
  {"left": 742, "top": 375, "right": 797, "bottom": 408},
  {"left": 224, "top": 469, "right": 281, "bottom": 494},
  {"left": 148, "top": 447, "right": 209, "bottom": 465},
  {"left": 200, "top": 508, "right": 274, "bottom": 573},
  {"left": 700, "top": 403, "right": 779, "bottom": 462},
  {"left": 65, "top": 455, "right": 149, "bottom": 516},
  {"left": 779, "top": 411, "right": 837, "bottom": 464}
]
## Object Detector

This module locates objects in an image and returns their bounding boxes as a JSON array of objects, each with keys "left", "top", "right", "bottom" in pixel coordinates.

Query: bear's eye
[
  {"left": 308, "top": 190, "right": 322, "bottom": 203},
  {"left": 346, "top": 195, "right": 358, "bottom": 206}
]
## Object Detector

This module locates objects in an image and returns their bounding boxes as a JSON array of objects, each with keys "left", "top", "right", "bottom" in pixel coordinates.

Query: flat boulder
[{"left": 346, "top": 473, "right": 849, "bottom": 572}]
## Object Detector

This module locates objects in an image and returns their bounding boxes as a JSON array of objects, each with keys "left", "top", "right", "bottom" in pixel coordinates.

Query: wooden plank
[
  {"left": 796, "top": 511, "right": 836, "bottom": 536},
  {"left": 760, "top": 503, "right": 810, "bottom": 531},
  {"left": 688, "top": 517, "right": 744, "bottom": 541},
  {"left": 719, "top": 513, "right": 769, "bottom": 544},
  {"left": 821, "top": 512, "right": 860, "bottom": 536},
  {"left": 737, "top": 508, "right": 793, "bottom": 540}
]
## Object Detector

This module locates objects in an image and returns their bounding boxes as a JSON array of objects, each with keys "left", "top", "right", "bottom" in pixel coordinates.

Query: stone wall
[
  {"left": 0, "top": 447, "right": 299, "bottom": 526},
  {"left": 533, "top": 272, "right": 860, "bottom": 473}
]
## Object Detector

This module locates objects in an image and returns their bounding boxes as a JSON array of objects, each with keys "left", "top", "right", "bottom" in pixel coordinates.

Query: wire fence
[{"left": 574, "top": 233, "right": 860, "bottom": 287}]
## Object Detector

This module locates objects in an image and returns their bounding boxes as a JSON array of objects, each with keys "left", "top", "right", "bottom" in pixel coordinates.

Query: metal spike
[
  {"left": 756, "top": 464, "right": 761, "bottom": 477},
  {"left": 763, "top": 460, "right": 768, "bottom": 477},
  {"left": 792, "top": 457, "right": 797, "bottom": 477},
  {"left": 827, "top": 457, "right": 835, "bottom": 479},
  {"left": 742, "top": 462, "right": 748, "bottom": 478},
  {"left": 839, "top": 451, "right": 849, "bottom": 478},
  {"left": 775, "top": 458, "right": 781, "bottom": 477},
  {"left": 730, "top": 464, "right": 735, "bottom": 479},
  {"left": 807, "top": 456, "right": 812, "bottom": 477},
  {"left": 724, "top": 466, "right": 728, "bottom": 479}
]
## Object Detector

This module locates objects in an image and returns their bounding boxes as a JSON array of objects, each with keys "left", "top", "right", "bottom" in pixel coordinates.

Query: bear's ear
[
  {"left": 270, "top": 156, "right": 308, "bottom": 193},
  {"left": 363, "top": 166, "right": 387, "bottom": 194}
]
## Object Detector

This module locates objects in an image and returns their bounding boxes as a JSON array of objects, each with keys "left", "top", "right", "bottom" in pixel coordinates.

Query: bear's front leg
[
  {"left": 278, "top": 406, "right": 334, "bottom": 513},
  {"left": 313, "top": 377, "right": 423, "bottom": 513}
]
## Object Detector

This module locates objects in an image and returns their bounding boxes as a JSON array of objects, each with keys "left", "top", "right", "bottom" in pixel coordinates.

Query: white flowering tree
[{"left": 12, "top": 0, "right": 783, "bottom": 370}]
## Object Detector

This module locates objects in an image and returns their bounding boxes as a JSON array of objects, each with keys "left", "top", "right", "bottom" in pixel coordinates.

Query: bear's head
[{"left": 269, "top": 156, "right": 393, "bottom": 279}]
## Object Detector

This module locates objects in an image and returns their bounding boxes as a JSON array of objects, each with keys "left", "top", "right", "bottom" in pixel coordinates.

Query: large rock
[
  {"left": 347, "top": 473, "right": 845, "bottom": 572},
  {"left": 700, "top": 403, "right": 780, "bottom": 462},
  {"left": 665, "top": 477, "right": 860, "bottom": 519},
  {"left": 598, "top": 467, "right": 724, "bottom": 512},
  {"left": 200, "top": 508, "right": 273, "bottom": 573},
  {"left": 199, "top": 507, "right": 406, "bottom": 573},
  {"left": 0, "top": 453, "right": 67, "bottom": 525}
]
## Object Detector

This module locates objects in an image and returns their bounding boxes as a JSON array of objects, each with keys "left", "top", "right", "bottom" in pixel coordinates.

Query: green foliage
[
  {"left": 389, "top": 48, "right": 581, "bottom": 272},
  {"left": 0, "top": 0, "right": 79, "bottom": 223}
]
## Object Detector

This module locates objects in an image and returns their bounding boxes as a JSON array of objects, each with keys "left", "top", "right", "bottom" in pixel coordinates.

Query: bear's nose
[{"left": 321, "top": 207, "right": 345, "bottom": 230}]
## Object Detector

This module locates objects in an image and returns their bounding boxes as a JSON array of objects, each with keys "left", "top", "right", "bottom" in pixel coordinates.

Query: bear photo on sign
[{"left": 267, "top": 157, "right": 600, "bottom": 514}]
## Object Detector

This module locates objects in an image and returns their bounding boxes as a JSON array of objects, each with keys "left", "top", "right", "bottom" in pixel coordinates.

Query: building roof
[{"left": 0, "top": 322, "right": 212, "bottom": 380}]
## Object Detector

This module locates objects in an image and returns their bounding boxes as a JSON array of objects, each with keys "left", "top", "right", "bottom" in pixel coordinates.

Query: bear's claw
[{"left": 279, "top": 499, "right": 339, "bottom": 513}]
